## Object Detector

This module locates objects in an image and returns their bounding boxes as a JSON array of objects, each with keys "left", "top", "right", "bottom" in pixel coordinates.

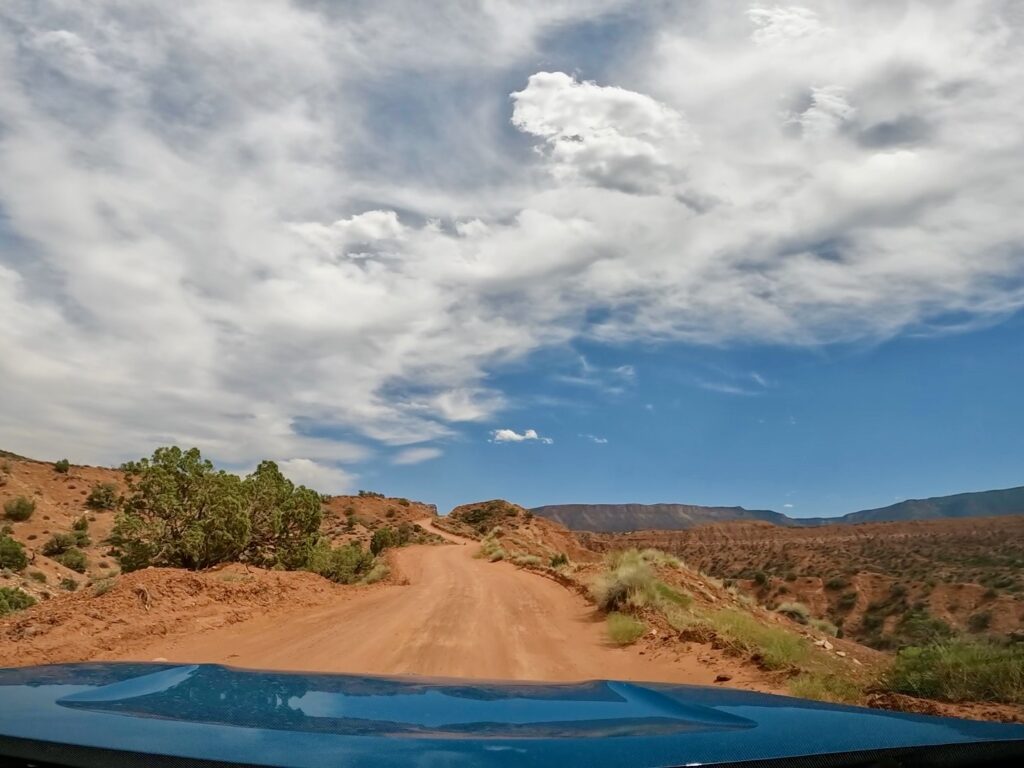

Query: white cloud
[
  {"left": 490, "top": 428, "right": 553, "bottom": 444},
  {"left": 783, "top": 503, "right": 794, "bottom": 508},
  {"left": 0, "top": 0, "right": 1023, "bottom": 478},
  {"left": 277, "top": 459, "right": 356, "bottom": 494},
  {"left": 511, "top": 71, "right": 698, "bottom": 194},
  {"left": 580, "top": 434, "right": 609, "bottom": 444},
  {"left": 392, "top": 446, "right": 443, "bottom": 465}
]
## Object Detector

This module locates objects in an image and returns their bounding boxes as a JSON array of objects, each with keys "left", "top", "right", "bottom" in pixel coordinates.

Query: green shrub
[
  {"left": 0, "top": 536, "right": 28, "bottom": 570},
  {"left": 308, "top": 541, "right": 374, "bottom": 584},
  {"left": 86, "top": 483, "right": 118, "bottom": 510},
  {"left": 60, "top": 577, "right": 78, "bottom": 591},
  {"left": 54, "top": 459, "right": 70, "bottom": 474},
  {"left": 825, "top": 576, "right": 849, "bottom": 591},
  {"left": 28, "top": 570, "right": 47, "bottom": 583},
  {"left": 4, "top": 496, "right": 35, "bottom": 521},
  {"left": 789, "top": 672, "right": 862, "bottom": 703},
  {"left": 837, "top": 591, "right": 858, "bottom": 610},
  {"left": 592, "top": 550, "right": 656, "bottom": 611},
  {"left": 56, "top": 548, "right": 88, "bottom": 573},
  {"left": 895, "top": 608, "right": 953, "bottom": 647},
  {"left": 476, "top": 533, "right": 506, "bottom": 562},
  {"left": 511, "top": 554, "right": 542, "bottom": 567},
  {"left": 92, "top": 578, "right": 115, "bottom": 596},
  {"left": 42, "top": 533, "right": 77, "bottom": 557},
  {"left": 549, "top": 553, "right": 569, "bottom": 568},
  {"left": 111, "top": 448, "right": 321, "bottom": 572},
  {"left": 883, "top": 641, "right": 1024, "bottom": 704},
  {"left": 775, "top": 601, "right": 810, "bottom": 624},
  {"left": 705, "top": 609, "right": 810, "bottom": 670},
  {"left": 370, "top": 526, "right": 399, "bottom": 555},
  {"left": 753, "top": 571, "right": 769, "bottom": 587},
  {"left": 361, "top": 560, "right": 390, "bottom": 584},
  {"left": 607, "top": 613, "right": 645, "bottom": 645},
  {"left": 967, "top": 611, "right": 992, "bottom": 633},
  {"left": 72, "top": 515, "right": 89, "bottom": 532},
  {"left": 0, "top": 587, "right": 36, "bottom": 616},
  {"left": 810, "top": 618, "right": 840, "bottom": 636}
]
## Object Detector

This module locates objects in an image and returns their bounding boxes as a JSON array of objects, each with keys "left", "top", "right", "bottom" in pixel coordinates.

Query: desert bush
[
  {"left": 361, "top": 560, "right": 390, "bottom": 584},
  {"left": 308, "top": 541, "right": 374, "bottom": 584},
  {"left": 60, "top": 577, "right": 78, "bottom": 591},
  {"left": 883, "top": 640, "right": 1024, "bottom": 704},
  {"left": 592, "top": 550, "right": 691, "bottom": 614},
  {"left": 357, "top": 490, "right": 384, "bottom": 498},
  {"left": 895, "top": 608, "right": 953, "bottom": 647},
  {"left": 370, "top": 526, "right": 399, "bottom": 555},
  {"left": 789, "top": 672, "right": 862, "bottom": 703},
  {"left": 592, "top": 550, "right": 656, "bottom": 611},
  {"left": 706, "top": 609, "right": 810, "bottom": 670},
  {"left": 110, "top": 448, "right": 321, "bottom": 572},
  {"left": 72, "top": 515, "right": 89, "bottom": 532},
  {"left": 397, "top": 498, "right": 410, "bottom": 507},
  {"left": 92, "top": 578, "right": 115, "bottom": 596},
  {"left": 607, "top": 612, "right": 645, "bottom": 645},
  {"left": 4, "top": 496, "right": 35, "bottom": 521},
  {"left": 837, "top": 591, "right": 858, "bottom": 610},
  {"left": 810, "top": 618, "right": 839, "bottom": 637},
  {"left": 56, "top": 547, "right": 88, "bottom": 573},
  {"left": 28, "top": 570, "right": 46, "bottom": 583},
  {"left": 511, "top": 554, "right": 542, "bottom": 567},
  {"left": 42, "top": 533, "right": 77, "bottom": 557},
  {"left": 0, "top": 587, "right": 36, "bottom": 616},
  {"left": 0, "top": 536, "right": 28, "bottom": 571},
  {"left": 86, "top": 482, "right": 118, "bottom": 510},
  {"left": 54, "top": 459, "right": 70, "bottom": 474},
  {"left": 640, "top": 548, "right": 681, "bottom": 568},
  {"left": 550, "top": 553, "right": 569, "bottom": 567},
  {"left": 825, "top": 576, "right": 849, "bottom": 591},
  {"left": 476, "top": 533, "right": 506, "bottom": 562},
  {"left": 753, "top": 570, "right": 769, "bottom": 587},
  {"left": 775, "top": 601, "right": 810, "bottom": 624},
  {"left": 968, "top": 611, "right": 992, "bottom": 633}
]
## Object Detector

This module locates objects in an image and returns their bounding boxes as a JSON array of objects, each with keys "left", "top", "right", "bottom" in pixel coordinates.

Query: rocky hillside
[
  {"left": 532, "top": 484, "right": 1024, "bottom": 531},
  {"left": 580, "top": 516, "right": 1024, "bottom": 649}
]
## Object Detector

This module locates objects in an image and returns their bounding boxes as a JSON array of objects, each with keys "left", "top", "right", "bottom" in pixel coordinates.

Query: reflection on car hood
[{"left": 0, "top": 663, "right": 1021, "bottom": 768}]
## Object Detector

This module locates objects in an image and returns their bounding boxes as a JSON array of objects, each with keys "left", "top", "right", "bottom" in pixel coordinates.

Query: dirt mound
[
  {"left": 0, "top": 456, "right": 124, "bottom": 600},
  {"left": 0, "top": 564, "right": 344, "bottom": 668}
]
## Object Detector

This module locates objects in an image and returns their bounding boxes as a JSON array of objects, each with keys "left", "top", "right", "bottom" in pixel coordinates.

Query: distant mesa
[{"left": 531, "top": 484, "right": 1024, "bottom": 532}]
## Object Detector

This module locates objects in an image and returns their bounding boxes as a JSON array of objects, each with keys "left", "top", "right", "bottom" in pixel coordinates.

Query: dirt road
[{"left": 114, "top": 521, "right": 721, "bottom": 683}]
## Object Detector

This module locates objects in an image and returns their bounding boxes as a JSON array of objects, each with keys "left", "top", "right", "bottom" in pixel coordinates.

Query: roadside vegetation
[
  {"left": 590, "top": 545, "right": 1024, "bottom": 709},
  {"left": 103, "top": 446, "right": 404, "bottom": 585},
  {"left": 883, "top": 640, "right": 1024, "bottom": 704}
]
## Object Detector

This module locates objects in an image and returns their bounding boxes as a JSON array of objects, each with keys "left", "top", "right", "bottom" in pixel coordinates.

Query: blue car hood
[{"left": 0, "top": 663, "right": 1021, "bottom": 767}]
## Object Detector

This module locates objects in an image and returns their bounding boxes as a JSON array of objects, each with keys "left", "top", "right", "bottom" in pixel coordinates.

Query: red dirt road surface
[{"left": 109, "top": 521, "right": 727, "bottom": 683}]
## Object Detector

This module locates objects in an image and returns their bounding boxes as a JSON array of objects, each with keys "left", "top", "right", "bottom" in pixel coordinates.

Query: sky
[{"left": 1, "top": 1, "right": 1022, "bottom": 516}]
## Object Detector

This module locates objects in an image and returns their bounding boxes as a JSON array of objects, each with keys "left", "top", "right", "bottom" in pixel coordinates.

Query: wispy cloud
[
  {"left": 490, "top": 428, "right": 553, "bottom": 444},
  {"left": 579, "top": 433, "right": 608, "bottom": 444},
  {"left": 391, "top": 446, "right": 443, "bottom": 465}
]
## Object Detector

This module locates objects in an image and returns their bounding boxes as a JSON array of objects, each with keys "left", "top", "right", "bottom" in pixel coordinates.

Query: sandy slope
[{"left": 110, "top": 521, "right": 727, "bottom": 684}]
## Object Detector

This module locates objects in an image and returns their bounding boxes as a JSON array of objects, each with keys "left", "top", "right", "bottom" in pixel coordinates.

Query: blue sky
[
  {"left": 1, "top": 2, "right": 1023, "bottom": 516},
  {"left": 358, "top": 310, "right": 1024, "bottom": 515}
]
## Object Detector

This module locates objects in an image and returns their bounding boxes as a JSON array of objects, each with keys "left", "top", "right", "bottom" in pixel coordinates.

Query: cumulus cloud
[
  {"left": 1, "top": 0, "right": 1023, "bottom": 480},
  {"left": 490, "top": 429, "right": 553, "bottom": 444},
  {"left": 392, "top": 446, "right": 443, "bottom": 465},
  {"left": 511, "top": 71, "right": 698, "bottom": 194},
  {"left": 277, "top": 459, "right": 356, "bottom": 494}
]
